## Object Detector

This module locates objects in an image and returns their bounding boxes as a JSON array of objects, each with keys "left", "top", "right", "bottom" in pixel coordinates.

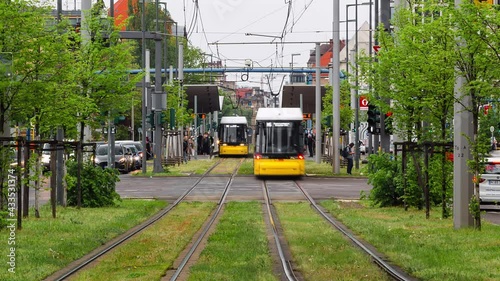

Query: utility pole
[
  {"left": 379, "top": 0, "right": 391, "bottom": 153},
  {"left": 453, "top": 0, "right": 474, "bottom": 229},
  {"left": 315, "top": 43, "right": 322, "bottom": 164},
  {"left": 332, "top": 0, "right": 341, "bottom": 174}
]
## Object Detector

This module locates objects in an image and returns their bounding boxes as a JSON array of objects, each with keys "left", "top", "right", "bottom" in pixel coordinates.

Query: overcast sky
[
  {"left": 54, "top": 0, "right": 372, "bottom": 89},
  {"left": 167, "top": 0, "right": 372, "bottom": 89}
]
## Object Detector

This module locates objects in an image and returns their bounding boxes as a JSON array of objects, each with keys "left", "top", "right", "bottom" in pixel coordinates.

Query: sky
[
  {"left": 167, "top": 0, "right": 372, "bottom": 89},
  {"left": 52, "top": 0, "right": 373, "bottom": 90}
]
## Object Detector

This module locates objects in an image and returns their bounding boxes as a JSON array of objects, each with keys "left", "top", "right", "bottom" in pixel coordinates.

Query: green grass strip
[
  {"left": 0, "top": 200, "right": 166, "bottom": 281},
  {"left": 132, "top": 159, "right": 218, "bottom": 176},
  {"left": 72, "top": 202, "right": 216, "bottom": 281},
  {"left": 187, "top": 201, "right": 277, "bottom": 281},
  {"left": 275, "top": 202, "right": 390, "bottom": 281},
  {"left": 320, "top": 200, "right": 500, "bottom": 281}
]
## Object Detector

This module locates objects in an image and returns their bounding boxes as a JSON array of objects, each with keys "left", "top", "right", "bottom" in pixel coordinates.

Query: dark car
[{"left": 94, "top": 144, "right": 133, "bottom": 173}]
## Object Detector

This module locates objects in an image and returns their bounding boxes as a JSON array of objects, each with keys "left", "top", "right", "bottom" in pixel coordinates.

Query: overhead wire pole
[
  {"left": 141, "top": 0, "right": 147, "bottom": 173},
  {"left": 453, "top": 0, "right": 474, "bottom": 228},
  {"left": 153, "top": 0, "right": 165, "bottom": 173},
  {"left": 332, "top": 0, "right": 341, "bottom": 174},
  {"left": 315, "top": 43, "right": 321, "bottom": 163}
]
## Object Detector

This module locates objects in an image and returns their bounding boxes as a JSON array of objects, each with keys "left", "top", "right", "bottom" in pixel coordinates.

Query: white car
[{"left": 479, "top": 156, "right": 500, "bottom": 203}]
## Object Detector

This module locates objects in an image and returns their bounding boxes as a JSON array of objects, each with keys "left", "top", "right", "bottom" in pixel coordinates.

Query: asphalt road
[
  {"left": 114, "top": 174, "right": 500, "bottom": 225},
  {"left": 24, "top": 173, "right": 499, "bottom": 225}
]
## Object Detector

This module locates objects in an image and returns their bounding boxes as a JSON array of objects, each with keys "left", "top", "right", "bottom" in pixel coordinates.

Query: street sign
[
  {"left": 359, "top": 96, "right": 369, "bottom": 110},
  {"left": 373, "top": 45, "right": 381, "bottom": 54},
  {"left": 483, "top": 104, "right": 491, "bottom": 115}
]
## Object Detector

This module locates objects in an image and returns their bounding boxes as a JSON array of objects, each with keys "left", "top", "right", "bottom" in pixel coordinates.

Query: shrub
[
  {"left": 66, "top": 160, "right": 121, "bottom": 207},
  {"left": 366, "top": 152, "right": 401, "bottom": 207}
]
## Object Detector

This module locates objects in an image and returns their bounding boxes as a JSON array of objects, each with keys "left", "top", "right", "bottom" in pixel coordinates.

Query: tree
[
  {"left": 357, "top": 2, "right": 499, "bottom": 226},
  {"left": 74, "top": 0, "right": 141, "bottom": 142},
  {"left": 453, "top": 3, "right": 500, "bottom": 229},
  {"left": 321, "top": 79, "right": 354, "bottom": 133}
]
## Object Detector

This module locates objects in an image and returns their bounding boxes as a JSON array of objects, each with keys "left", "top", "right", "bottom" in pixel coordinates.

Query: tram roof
[
  {"left": 255, "top": 107, "right": 303, "bottom": 121},
  {"left": 220, "top": 116, "right": 248, "bottom": 125},
  {"left": 184, "top": 84, "right": 220, "bottom": 114},
  {"left": 281, "top": 85, "right": 326, "bottom": 114}
]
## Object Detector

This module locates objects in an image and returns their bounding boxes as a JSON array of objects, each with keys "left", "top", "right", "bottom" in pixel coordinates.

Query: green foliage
[
  {"left": 366, "top": 152, "right": 400, "bottom": 207},
  {"left": 393, "top": 158, "right": 424, "bottom": 209},
  {"left": 65, "top": 160, "right": 121, "bottom": 207},
  {"left": 321, "top": 80, "right": 353, "bottom": 132}
]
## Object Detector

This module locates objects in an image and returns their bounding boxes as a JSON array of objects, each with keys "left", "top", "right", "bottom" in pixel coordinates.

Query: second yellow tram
[
  {"left": 218, "top": 116, "right": 249, "bottom": 156},
  {"left": 253, "top": 107, "right": 305, "bottom": 176}
]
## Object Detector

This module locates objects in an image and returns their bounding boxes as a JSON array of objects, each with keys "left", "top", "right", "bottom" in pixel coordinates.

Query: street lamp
[
  {"left": 345, "top": 1, "right": 372, "bottom": 170},
  {"left": 290, "top": 53, "right": 300, "bottom": 84},
  {"left": 345, "top": 1, "right": 372, "bottom": 74}
]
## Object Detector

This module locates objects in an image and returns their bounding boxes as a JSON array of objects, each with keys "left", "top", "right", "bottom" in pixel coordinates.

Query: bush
[
  {"left": 366, "top": 152, "right": 401, "bottom": 207},
  {"left": 66, "top": 160, "right": 121, "bottom": 207}
]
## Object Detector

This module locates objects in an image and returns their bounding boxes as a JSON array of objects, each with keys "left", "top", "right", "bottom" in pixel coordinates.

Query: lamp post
[
  {"left": 345, "top": 1, "right": 372, "bottom": 75},
  {"left": 290, "top": 53, "right": 300, "bottom": 85},
  {"left": 345, "top": 1, "right": 373, "bottom": 169}
]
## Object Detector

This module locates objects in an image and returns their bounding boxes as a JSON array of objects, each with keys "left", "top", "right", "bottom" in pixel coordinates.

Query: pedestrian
[
  {"left": 346, "top": 142, "right": 354, "bottom": 175},
  {"left": 202, "top": 132, "right": 211, "bottom": 155},
  {"left": 182, "top": 136, "right": 189, "bottom": 163},
  {"left": 307, "top": 132, "right": 315, "bottom": 157}
]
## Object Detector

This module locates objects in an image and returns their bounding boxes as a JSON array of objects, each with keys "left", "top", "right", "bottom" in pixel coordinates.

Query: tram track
[
  {"left": 166, "top": 158, "right": 244, "bottom": 281},
  {"left": 262, "top": 180, "right": 302, "bottom": 281},
  {"left": 47, "top": 158, "right": 229, "bottom": 281},
  {"left": 292, "top": 180, "right": 417, "bottom": 281}
]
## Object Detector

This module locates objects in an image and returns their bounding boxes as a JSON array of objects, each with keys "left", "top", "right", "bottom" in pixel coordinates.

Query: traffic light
[
  {"left": 367, "top": 104, "right": 380, "bottom": 134},
  {"left": 384, "top": 112, "right": 393, "bottom": 135},
  {"left": 303, "top": 113, "right": 312, "bottom": 120},
  {"left": 147, "top": 113, "right": 155, "bottom": 127}
]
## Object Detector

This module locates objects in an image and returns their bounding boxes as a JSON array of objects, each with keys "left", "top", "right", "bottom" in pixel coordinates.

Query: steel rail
[
  {"left": 262, "top": 180, "right": 298, "bottom": 281},
  {"left": 53, "top": 158, "right": 224, "bottom": 281},
  {"left": 169, "top": 158, "right": 244, "bottom": 280},
  {"left": 293, "top": 181, "right": 415, "bottom": 281}
]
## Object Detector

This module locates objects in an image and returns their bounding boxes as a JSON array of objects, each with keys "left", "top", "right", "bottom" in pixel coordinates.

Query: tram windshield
[
  {"left": 256, "top": 121, "right": 303, "bottom": 154},
  {"left": 221, "top": 124, "right": 247, "bottom": 144}
]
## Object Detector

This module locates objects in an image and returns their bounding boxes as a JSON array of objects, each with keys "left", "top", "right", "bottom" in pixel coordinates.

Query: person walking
[
  {"left": 346, "top": 142, "right": 355, "bottom": 175},
  {"left": 307, "top": 132, "right": 315, "bottom": 157},
  {"left": 182, "top": 136, "right": 189, "bottom": 163}
]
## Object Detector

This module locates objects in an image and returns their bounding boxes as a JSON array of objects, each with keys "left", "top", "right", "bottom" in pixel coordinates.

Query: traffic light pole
[
  {"left": 153, "top": 37, "right": 164, "bottom": 173},
  {"left": 379, "top": 0, "right": 392, "bottom": 153}
]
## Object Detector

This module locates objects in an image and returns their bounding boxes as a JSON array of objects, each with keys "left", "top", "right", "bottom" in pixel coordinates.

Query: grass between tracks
[
  {"left": 275, "top": 202, "right": 390, "bottom": 281},
  {"left": 132, "top": 158, "right": 218, "bottom": 176},
  {"left": 320, "top": 200, "right": 500, "bottom": 281},
  {"left": 72, "top": 202, "right": 215, "bottom": 281},
  {"left": 133, "top": 157, "right": 366, "bottom": 177},
  {"left": 187, "top": 201, "right": 277, "bottom": 281},
  {"left": 0, "top": 200, "right": 166, "bottom": 281}
]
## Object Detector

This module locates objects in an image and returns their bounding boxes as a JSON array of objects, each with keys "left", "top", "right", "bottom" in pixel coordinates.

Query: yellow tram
[
  {"left": 217, "top": 116, "right": 249, "bottom": 156},
  {"left": 253, "top": 107, "right": 305, "bottom": 176}
]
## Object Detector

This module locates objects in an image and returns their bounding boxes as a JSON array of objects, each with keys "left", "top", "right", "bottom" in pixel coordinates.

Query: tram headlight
[
  {"left": 297, "top": 154, "right": 305, "bottom": 160},
  {"left": 254, "top": 153, "right": 262, "bottom": 160}
]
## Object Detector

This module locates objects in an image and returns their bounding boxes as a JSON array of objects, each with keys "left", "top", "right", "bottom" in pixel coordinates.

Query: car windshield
[
  {"left": 96, "top": 145, "right": 124, "bottom": 156},
  {"left": 125, "top": 145, "right": 137, "bottom": 153},
  {"left": 221, "top": 124, "right": 247, "bottom": 143},
  {"left": 257, "top": 121, "right": 302, "bottom": 154}
]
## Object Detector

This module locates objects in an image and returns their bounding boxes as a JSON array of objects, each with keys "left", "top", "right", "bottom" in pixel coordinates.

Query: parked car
[
  {"left": 479, "top": 154, "right": 500, "bottom": 203},
  {"left": 122, "top": 143, "right": 142, "bottom": 170},
  {"left": 116, "top": 140, "right": 145, "bottom": 163},
  {"left": 94, "top": 144, "right": 133, "bottom": 173}
]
